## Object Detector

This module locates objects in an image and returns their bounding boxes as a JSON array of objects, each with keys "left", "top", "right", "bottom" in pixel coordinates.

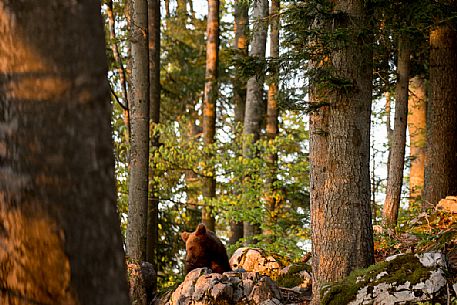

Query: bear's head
[{"left": 181, "top": 223, "right": 211, "bottom": 272}]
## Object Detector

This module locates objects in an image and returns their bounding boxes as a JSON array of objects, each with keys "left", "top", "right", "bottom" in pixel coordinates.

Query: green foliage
[{"left": 151, "top": 111, "right": 310, "bottom": 261}]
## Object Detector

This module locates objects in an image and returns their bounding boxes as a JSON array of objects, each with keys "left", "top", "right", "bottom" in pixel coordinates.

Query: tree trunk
[
  {"left": 383, "top": 35, "right": 410, "bottom": 227},
  {"left": 242, "top": 0, "right": 269, "bottom": 243},
  {"left": 185, "top": 118, "right": 203, "bottom": 228},
  {"left": 264, "top": 0, "right": 280, "bottom": 236},
  {"left": 228, "top": 0, "right": 249, "bottom": 246},
  {"left": 165, "top": 0, "right": 170, "bottom": 18},
  {"left": 126, "top": 0, "right": 150, "bottom": 262},
  {"left": 309, "top": 1, "right": 375, "bottom": 303},
  {"left": 146, "top": 0, "right": 160, "bottom": 291},
  {"left": 0, "top": 1, "right": 129, "bottom": 304},
  {"left": 407, "top": 75, "right": 426, "bottom": 206},
  {"left": 106, "top": 0, "right": 130, "bottom": 143},
  {"left": 385, "top": 91, "right": 393, "bottom": 181},
  {"left": 424, "top": 23, "right": 457, "bottom": 207},
  {"left": 201, "top": 0, "right": 219, "bottom": 232}
]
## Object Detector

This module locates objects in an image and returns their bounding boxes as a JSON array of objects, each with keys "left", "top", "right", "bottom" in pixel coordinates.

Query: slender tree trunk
[
  {"left": 309, "top": 1, "right": 374, "bottom": 303},
  {"left": 242, "top": 0, "right": 269, "bottom": 243},
  {"left": 383, "top": 36, "right": 410, "bottom": 227},
  {"left": 408, "top": 75, "right": 426, "bottom": 206},
  {"left": 371, "top": 145, "right": 378, "bottom": 223},
  {"left": 0, "top": 1, "right": 129, "bottom": 304},
  {"left": 126, "top": 0, "right": 150, "bottom": 262},
  {"left": 185, "top": 118, "right": 203, "bottom": 228},
  {"left": 106, "top": 0, "right": 130, "bottom": 143},
  {"left": 189, "top": 0, "right": 196, "bottom": 19},
  {"left": 201, "top": 0, "right": 219, "bottom": 232},
  {"left": 146, "top": 0, "right": 160, "bottom": 291},
  {"left": 165, "top": 0, "right": 170, "bottom": 18},
  {"left": 228, "top": 0, "right": 249, "bottom": 245},
  {"left": 385, "top": 91, "right": 393, "bottom": 181},
  {"left": 264, "top": 0, "right": 280, "bottom": 236},
  {"left": 424, "top": 23, "right": 457, "bottom": 207}
]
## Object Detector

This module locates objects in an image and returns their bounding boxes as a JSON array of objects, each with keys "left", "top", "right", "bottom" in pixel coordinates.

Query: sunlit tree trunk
[
  {"left": 228, "top": 0, "right": 249, "bottom": 245},
  {"left": 164, "top": 0, "right": 170, "bottom": 18},
  {"left": 383, "top": 36, "right": 410, "bottom": 227},
  {"left": 201, "top": 0, "right": 219, "bottom": 232},
  {"left": 242, "top": 0, "right": 269, "bottom": 243},
  {"left": 424, "top": 23, "right": 457, "bottom": 207},
  {"left": 385, "top": 91, "right": 393, "bottom": 181},
  {"left": 309, "top": 0, "right": 374, "bottom": 303},
  {"left": 264, "top": 0, "right": 280, "bottom": 236},
  {"left": 0, "top": 1, "right": 129, "bottom": 304},
  {"left": 126, "top": 0, "right": 150, "bottom": 262},
  {"left": 408, "top": 75, "right": 426, "bottom": 206},
  {"left": 106, "top": 0, "right": 130, "bottom": 143},
  {"left": 146, "top": 0, "right": 160, "bottom": 293}
]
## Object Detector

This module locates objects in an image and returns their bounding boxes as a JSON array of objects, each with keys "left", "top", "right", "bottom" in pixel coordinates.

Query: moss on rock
[{"left": 321, "top": 254, "right": 434, "bottom": 305}]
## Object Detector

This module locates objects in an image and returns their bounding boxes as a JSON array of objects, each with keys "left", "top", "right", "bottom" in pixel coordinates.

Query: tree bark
[
  {"left": 0, "top": 1, "right": 129, "bottom": 304},
  {"left": 146, "top": 0, "right": 160, "bottom": 290},
  {"left": 385, "top": 91, "right": 393, "bottom": 181},
  {"left": 201, "top": 0, "right": 219, "bottom": 232},
  {"left": 264, "top": 0, "right": 280, "bottom": 236},
  {"left": 106, "top": 0, "right": 130, "bottom": 143},
  {"left": 242, "top": 0, "right": 269, "bottom": 243},
  {"left": 309, "top": 1, "right": 374, "bottom": 303},
  {"left": 407, "top": 75, "right": 426, "bottom": 206},
  {"left": 228, "top": 0, "right": 249, "bottom": 246},
  {"left": 424, "top": 23, "right": 457, "bottom": 207},
  {"left": 126, "top": 0, "right": 150, "bottom": 262},
  {"left": 383, "top": 35, "right": 410, "bottom": 227}
]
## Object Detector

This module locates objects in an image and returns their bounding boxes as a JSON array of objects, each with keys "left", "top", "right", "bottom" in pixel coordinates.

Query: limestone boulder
[
  {"left": 322, "top": 252, "right": 454, "bottom": 305},
  {"left": 229, "top": 248, "right": 282, "bottom": 279},
  {"left": 436, "top": 196, "right": 457, "bottom": 213},
  {"left": 167, "top": 268, "right": 283, "bottom": 305}
]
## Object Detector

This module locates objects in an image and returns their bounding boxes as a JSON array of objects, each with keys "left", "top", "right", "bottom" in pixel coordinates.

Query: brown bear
[{"left": 181, "top": 223, "right": 231, "bottom": 274}]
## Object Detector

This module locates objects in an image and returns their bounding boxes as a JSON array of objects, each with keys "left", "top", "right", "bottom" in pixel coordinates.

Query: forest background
[
  {"left": 102, "top": 0, "right": 457, "bottom": 293},
  {"left": 1, "top": 0, "right": 456, "bottom": 304}
]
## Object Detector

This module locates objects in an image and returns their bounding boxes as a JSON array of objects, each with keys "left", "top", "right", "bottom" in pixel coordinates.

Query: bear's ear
[
  {"left": 181, "top": 232, "right": 190, "bottom": 242},
  {"left": 195, "top": 223, "right": 206, "bottom": 235}
]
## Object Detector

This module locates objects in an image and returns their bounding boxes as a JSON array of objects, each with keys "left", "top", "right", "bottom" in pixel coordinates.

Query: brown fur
[{"left": 181, "top": 223, "right": 231, "bottom": 274}]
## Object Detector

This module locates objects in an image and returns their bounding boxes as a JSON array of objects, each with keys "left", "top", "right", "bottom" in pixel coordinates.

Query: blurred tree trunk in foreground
[{"left": 0, "top": 1, "right": 129, "bottom": 304}]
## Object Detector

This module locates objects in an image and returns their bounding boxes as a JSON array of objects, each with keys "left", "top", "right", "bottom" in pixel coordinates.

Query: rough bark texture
[
  {"left": 309, "top": 1, "right": 374, "bottom": 304},
  {"left": 424, "top": 24, "right": 457, "bottom": 207},
  {"left": 201, "top": 0, "right": 219, "bottom": 232},
  {"left": 407, "top": 75, "right": 426, "bottom": 205},
  {"left": 228, "top": 0, "right": 249, "bottom": 246},
  {"left": 127, "top": 0, "right": 150, "bottom": 262},
  {"left": 264, "top": 0, "right": 280, "bottom": 235},
  {"left": 383, "top": 36, "right": 410, "bottom": 227},
  {"left": 147, "top": 0, "right": 160, "bottom": 284},
  {"left": 242, "top": 0, "right": 269, "bottom": 242},
  {"left": 0, "top": 1, "right": 129, "bottom": 304}
]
